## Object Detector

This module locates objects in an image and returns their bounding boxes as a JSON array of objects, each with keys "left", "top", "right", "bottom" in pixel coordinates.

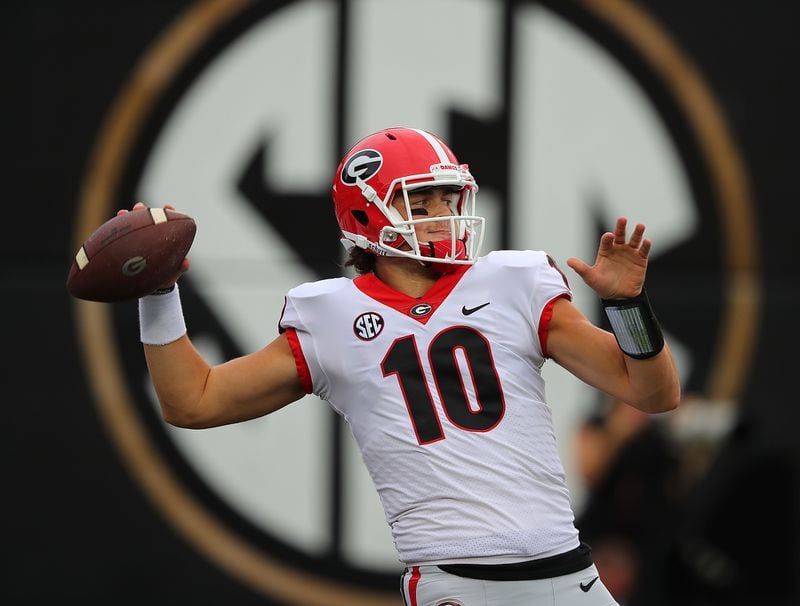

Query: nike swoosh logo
[
  {"left": 461, "top": 302, "right": 490, "bottom": 315},
  {"left": 579, "top": 577, "right": 599, "bottom": 592}
]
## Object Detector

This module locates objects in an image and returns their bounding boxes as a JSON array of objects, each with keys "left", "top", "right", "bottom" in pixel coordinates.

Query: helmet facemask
[{"left": 375, "top": 167, "right": 485, "bottom": 271}]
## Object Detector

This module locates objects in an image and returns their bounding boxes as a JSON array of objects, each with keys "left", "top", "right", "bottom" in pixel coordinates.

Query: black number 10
[{"left": 380, "top": 327, "right": 505, "bottom": 445}]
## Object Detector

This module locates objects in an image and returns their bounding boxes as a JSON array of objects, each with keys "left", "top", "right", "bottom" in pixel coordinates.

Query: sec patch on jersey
[{"left": 67, "top": 207, "right": 196, "bottom": 302}]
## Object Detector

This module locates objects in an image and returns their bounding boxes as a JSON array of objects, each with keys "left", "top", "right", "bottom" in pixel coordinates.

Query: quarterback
[{"left": 132, "top": 127, "right": 679, "bottom": 605}]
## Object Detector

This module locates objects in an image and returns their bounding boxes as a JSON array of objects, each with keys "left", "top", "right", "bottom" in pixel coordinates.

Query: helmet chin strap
[
  {"left": 419, "top": 239, "right": 468, "bottom": 273},
  {"left": 355, "top": 176, "right": 379, "bottom": 203}
]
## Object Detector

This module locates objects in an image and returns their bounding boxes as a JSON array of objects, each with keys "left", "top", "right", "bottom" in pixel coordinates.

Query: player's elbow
[
  {"left": 635, "top": 380, "right": 681, "bottom": 414},
  {"left": 160, "top": 402, "right": 213, "bottom": 429},
  {"left": 651, "top": 392, "right": 680, "bottom": 413}
]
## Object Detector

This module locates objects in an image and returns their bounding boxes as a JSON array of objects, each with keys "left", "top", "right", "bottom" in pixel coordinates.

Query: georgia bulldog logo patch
[
  {"left": 411, "top": 303, "right": 433, "bottom": 317},
  {"left": 73, "top": 0, "right": 758, "bottom": 604}
]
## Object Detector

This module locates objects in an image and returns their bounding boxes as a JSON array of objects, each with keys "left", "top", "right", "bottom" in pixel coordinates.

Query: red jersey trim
[
  {"left": 353, "top": 266, "right": 470, "bottom": 324},
  {"left": 538, "top": 293, "right": 571, "bottom": 359},
  {"left": 284, "top": 328, "right": 312, "bottom": 394}
]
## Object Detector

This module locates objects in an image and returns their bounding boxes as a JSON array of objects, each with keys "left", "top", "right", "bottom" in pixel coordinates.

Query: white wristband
[{"left": 138, "top": 284, "right": 187, "bottom": 345}]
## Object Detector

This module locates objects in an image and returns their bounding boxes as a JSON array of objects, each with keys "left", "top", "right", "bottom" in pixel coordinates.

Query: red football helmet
[{"left": 332, "top": 127, "right": 484, "bottom": 271}]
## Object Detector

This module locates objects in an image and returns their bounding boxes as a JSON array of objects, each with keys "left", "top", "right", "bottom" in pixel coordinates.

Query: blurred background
[{"left": 6, "top": 0, "right": 799, "bottom": 604}]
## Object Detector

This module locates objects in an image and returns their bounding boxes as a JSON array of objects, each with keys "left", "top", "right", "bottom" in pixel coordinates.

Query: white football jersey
[{"left": 279, "top": 250, "right": 580, "bottom": 565}]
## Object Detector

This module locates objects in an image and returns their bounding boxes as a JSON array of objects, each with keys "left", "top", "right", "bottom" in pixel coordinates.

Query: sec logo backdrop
[{"left": 73, "top": 0, "right": 759, "bottom": 604}]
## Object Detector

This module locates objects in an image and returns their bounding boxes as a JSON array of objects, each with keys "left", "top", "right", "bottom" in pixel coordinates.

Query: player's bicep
[
  {"left": 200, "top": 333, "right": 307, "bottom": 427},
  {"left": 546, "top": 298, "right": 633, "bottom": 401}
]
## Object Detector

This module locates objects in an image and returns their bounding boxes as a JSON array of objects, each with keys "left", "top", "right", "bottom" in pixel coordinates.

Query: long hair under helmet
[{"left": 332, "top": 127, "right": 485, "bottom": 272}]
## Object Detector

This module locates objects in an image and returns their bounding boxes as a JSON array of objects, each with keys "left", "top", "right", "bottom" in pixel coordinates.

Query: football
[{"left": 67, "top": 207, "right": 196, "bottom": 302}]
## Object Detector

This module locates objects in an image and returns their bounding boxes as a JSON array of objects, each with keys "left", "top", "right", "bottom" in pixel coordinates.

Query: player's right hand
[{"left": 116, "top": 201, "right": 191, "bottom": 288}]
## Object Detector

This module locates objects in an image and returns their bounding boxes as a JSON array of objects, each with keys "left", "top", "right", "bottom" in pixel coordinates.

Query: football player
[{"left": 133, "top": 127, "right": 679, "bottom": 606}]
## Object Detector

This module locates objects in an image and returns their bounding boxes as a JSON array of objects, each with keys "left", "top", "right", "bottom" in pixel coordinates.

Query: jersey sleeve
[
  {"left": 531, "top": 252, "right": 572, "bottom": 359},
  {"left": 484, "top": 250, "right": 572, "bottom": 361},
  {"left": 278, "top": 291, "right": 327, "bottom": 399}
]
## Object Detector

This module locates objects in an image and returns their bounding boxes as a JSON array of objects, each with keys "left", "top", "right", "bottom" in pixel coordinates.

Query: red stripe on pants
[{"left": 408, "top": 566, "right": 421, "bottom": 606}]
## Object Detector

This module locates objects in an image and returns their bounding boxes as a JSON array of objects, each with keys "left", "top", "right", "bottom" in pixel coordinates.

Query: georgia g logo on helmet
[{"left": 341, "top": 149, "right": 383, "bottom": 185}]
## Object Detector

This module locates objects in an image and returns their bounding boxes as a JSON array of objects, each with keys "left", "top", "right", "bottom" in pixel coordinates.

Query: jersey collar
[{"left": 353, "top": 265, "right": 470, "bottom": 324}]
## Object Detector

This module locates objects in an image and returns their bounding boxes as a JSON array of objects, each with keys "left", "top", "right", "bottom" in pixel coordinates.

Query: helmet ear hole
[{"left": 351, "top": 210, "right": 369, "bottom": 226}]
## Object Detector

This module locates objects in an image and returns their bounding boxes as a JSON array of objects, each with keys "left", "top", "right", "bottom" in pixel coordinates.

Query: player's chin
[{"left": 422, "top": 232, "right": 452, "bottom": 242}]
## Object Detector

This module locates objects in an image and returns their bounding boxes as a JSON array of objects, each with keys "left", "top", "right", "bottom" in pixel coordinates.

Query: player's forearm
[
  {"left": 144, "top": 336, "right": 214, "bottom": 427},
  {"left": 598, "top": 287, "right": 680, "bottom": 412},
  {"left": 622, "top": 342, "right": 680, "bottom": 413},
  {"left": 555, "top": 326, "right": 680, "bottom": 413},
  {"left": 138, "top": 285, "right": 218, "bottom": 426}
]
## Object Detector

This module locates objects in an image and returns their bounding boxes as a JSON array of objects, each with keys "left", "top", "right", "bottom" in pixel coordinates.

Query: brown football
[{"left": 67, "top": 207, "right": 196, "bottom": 302}]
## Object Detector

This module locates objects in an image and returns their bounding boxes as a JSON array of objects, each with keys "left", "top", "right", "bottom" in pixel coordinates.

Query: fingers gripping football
[{"left": 67, "top": 204, "right": 195, "bottom": 302}]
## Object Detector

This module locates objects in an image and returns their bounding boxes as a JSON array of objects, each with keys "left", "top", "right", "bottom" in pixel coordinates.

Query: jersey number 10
[{"left": 381, "top": 326, "right": 506, "bottom": 445}]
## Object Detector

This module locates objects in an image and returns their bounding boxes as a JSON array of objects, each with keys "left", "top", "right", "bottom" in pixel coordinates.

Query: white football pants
[{"left": 401, "top": 563, "right": 619, "bottom": 606}]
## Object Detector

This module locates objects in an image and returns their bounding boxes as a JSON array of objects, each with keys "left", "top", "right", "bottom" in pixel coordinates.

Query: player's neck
[{"left": 373, "top": 257, "right": 442, "bottom": 298}]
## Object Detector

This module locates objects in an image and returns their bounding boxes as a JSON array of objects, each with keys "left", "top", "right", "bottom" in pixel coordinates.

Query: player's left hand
[{"left": 566, "top": 217, "right": 650, "bottom": 299}]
